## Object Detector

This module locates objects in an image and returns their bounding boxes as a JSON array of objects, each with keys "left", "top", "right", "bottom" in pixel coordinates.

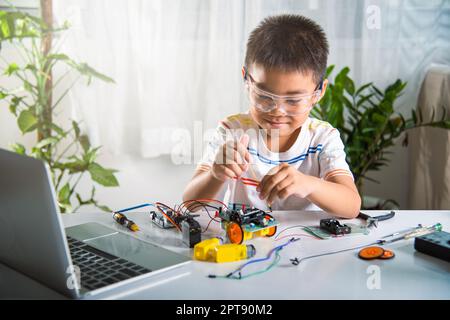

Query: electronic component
[
  {"left": 414, "top": 230, "right": 450, "bottom": 262},
  {"left": 217, "top": 206, "right": 279, "bottom": 244},
  {"left": 181, "top": 217, "right": 202, "bottom": 248},
  {"left": 320, "top": 218, "right": 351, "bottom": 235},
  {"left": 149, "top": 210, "right": 177, "bottom": 229},
  {"left": 112, "top": 212, "right": 139, "bottom": 232},
  {"left": 194, "top": 238, "right": 256, "bottom": 263}
]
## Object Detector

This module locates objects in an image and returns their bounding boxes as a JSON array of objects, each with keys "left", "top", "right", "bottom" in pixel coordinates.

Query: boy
[{"left": 183, "top": 14, "right": 361, "bottom": 218}]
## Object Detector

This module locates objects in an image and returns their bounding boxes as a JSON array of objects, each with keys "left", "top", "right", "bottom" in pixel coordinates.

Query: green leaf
[
  {"left": 325, "top": 65, "right": 335, "bottom": 78},
  {"left": 51, "top": 124, "right": 67, "bottom": 137},
  {"left": 17, "top": 110, "right": 37, "bottom": 133},
  {"left": 84, "top": 146, "right": 101, "bottom": 164},
  {"left": 35, "top": 137, "right": 58, "bottom": 149},
  {"left": 0, "top": 11, "right": 43, "bottom": 40},
  {"left": 4, "top": 62, "right": 19, "bottom": 76},
  {"left": 64, "top": 159, "right": 88, "bottom": 174},
  {"left": 355, "top": 83, "right": 372, "bottom": 96},
  {"left": 58, "top": 183, "right": 71, "bottom": 204},
  {"left": 79, "top": 134, "right": 91, "bottom": 153},
  {"left": 72, "top": 120, "right": 80, "bottom": 138},
  {"left": 361, "top": 128, "right": 376, "bottom": 134},
  {"left": 88, "top": 162, "right": 119, "bottom": 187},
  {"left": 10, "top": 95, "right": 24, "bottom": 115},
  {"left": 0, "top": 90, "right": 7, "bottom": 99},
  {"left": 10, "top": 143, "right": 26, "bottom": 155},
  {"left": 58, "top": 202, "right": 73, "bottom": 213},
  {"left": 62, "top": 58, "right": 115, "bottom": 84},
  {"left": 9, "top": 103, "right": 18, "bottom": 115},
  {"left": 345, "top": 77, "right": 355, "bottom": 96}
]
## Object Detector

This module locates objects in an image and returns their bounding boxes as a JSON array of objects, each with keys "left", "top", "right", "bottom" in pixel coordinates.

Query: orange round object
[
  {"left": 227, "top": 222, "right": 244, "bottom": 244},
  {"left": 358, "top": 246, "right": 385, "bottom": 260},
  {"left": 265, "top": 226, "right": 277, "bottom": 237},
  {"left": 379, "top": 249, "right": 395, "bottom": 259}
]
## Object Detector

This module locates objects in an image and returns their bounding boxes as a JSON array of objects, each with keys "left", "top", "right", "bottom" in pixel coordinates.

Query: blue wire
[
  {"left": 115, "top": 203, "right": 155, "bottom": 213},
  {"left": 228, "top": 237, "right": 300, "bottom": 277}
]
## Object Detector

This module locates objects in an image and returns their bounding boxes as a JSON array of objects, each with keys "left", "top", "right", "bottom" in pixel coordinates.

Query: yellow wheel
[{"left": 227, "top": 222, "right": 244, "bottom": 244}]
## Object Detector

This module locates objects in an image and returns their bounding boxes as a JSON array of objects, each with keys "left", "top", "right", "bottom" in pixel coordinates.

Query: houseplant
[
  {"left": 0, "top": 6, "right": 118, "bottom": 212},
  {"left": 311, "top": 65, "right": 450, "bottom": 208}
]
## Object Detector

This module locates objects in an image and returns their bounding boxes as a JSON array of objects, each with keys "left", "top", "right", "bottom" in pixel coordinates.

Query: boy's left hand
[{"left": 256, "top": 163, "right": 317, "bottom": 204}]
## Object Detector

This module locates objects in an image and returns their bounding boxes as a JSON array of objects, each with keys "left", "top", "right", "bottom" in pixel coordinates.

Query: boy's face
[{"left": 246, "top": 63, "right": 327, "bottom": 139}]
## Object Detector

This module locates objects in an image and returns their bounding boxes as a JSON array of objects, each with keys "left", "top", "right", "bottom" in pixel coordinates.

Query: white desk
[{"left": 1, "top": 210, "right": 449, "bottom": 299}]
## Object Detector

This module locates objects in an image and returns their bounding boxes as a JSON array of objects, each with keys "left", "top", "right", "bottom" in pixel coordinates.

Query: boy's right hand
[{"left": 211, "top": 134, "right": 251, "bottom": 182}]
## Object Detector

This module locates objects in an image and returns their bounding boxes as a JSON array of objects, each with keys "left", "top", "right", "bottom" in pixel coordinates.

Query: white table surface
[{"left": 1, "top": 210, "right": 449, "bottom": 299}]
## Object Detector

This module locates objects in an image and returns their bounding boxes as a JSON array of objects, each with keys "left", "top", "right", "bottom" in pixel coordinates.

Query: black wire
[
  {"left": 202, "top": 208, "right": 216, "bottom": 233},
  {"left": 274, "top": 224, "right": 308, "bottom": 239},
  {"left": 177, "top": 200, "right": 223, "bottom": 233},
  {"left": 184, "top": 201, "right": 220, "bottom": 214},
  {"left": 182, "top": 201, "right": 220, "bottom": 216}
]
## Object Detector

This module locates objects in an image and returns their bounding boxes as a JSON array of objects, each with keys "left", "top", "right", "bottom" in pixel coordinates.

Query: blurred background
[{"left": 1, "top": 0, "right": 449, "bottom": 212}]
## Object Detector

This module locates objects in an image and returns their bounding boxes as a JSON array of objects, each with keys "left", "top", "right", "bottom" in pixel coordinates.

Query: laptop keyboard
[{"left": 67, "top": 236, "right": 152, "bottom": 291}]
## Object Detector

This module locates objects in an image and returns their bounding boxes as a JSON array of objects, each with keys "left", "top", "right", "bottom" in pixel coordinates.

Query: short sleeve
[
  {"left": 318, "top": 129, "right": 354, "bottom": 181},
  {"left": 196, "top": 121, "right": 229, "bottom": 172}
]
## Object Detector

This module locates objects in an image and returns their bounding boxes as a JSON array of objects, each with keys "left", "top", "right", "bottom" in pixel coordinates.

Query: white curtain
[{"left": 53, "top": 0, "right": 450, "bottom": 158}]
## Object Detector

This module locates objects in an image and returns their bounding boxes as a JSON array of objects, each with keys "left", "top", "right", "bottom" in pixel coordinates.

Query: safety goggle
[{"left": 243, "top": 66, "right": 323, "bottom": 116}]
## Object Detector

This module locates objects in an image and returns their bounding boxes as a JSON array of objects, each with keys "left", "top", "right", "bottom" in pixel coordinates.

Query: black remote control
[{"left": 414, "top": 231, "right": 450, "bottom": 262}]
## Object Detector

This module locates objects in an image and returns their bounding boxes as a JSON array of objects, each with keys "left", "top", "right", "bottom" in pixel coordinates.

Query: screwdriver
[
  {"left": 112, "top": 212, "right": 140, "bottom": 232},
  {"left": 382, "top": 223, "right": 442, "bottom": 244}
]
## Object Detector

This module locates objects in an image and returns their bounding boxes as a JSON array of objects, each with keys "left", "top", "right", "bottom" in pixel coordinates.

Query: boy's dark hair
[{"left": 245, "top": 14, "right": 329, "bottom": 85}]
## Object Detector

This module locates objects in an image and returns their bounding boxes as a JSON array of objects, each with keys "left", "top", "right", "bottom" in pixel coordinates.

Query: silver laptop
[{"left": 0, "top": 148, "right": 190, "bottom": 299}]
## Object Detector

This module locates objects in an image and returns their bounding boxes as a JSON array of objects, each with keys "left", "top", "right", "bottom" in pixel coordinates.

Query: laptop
[{"left": 0, "top": 148, "right": 191, "bottom": 299}]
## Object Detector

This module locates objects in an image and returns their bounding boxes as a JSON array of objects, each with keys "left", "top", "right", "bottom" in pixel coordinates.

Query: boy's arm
[
  {"left": 257, "top": 163, "right": 361, "bottom": 218},
  {"left": 183, "top": 135, "right": 251, "bottom": 209},
  {"left": 304, "top": 175, "right": 361, "bottom": 219},
  {"left": 182, "top": 169, "right": 226, "bottom": 206}
]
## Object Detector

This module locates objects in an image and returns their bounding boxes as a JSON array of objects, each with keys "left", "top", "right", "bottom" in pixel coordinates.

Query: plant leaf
[
  {"left": 72, "top": 120, "right": 80, "bottom": 138},
  {"left": 4, "top": 62, "right": 19, "bottom": 76},
  {"left": 17, "top": 110, "right": 37, "bottom": 133},
  {"left": 88, "top": 162, "right": 119, "bottom": 187},
  {"left": 10, "top": 142, "right": 26, "bottom": 155},
  {"left": 79, "top": 134, "right": 91, "bottom": 153},
  {"left": 35, "top": 137, "right": 59, "bottom": 149},
  {"left": 58, "top": 182, "right": 71, "bottom": 204}
]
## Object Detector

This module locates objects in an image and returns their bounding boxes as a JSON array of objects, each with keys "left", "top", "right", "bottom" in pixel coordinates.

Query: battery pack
[{"left": 414, "top": 231, "right": 450, "bottom": 262}]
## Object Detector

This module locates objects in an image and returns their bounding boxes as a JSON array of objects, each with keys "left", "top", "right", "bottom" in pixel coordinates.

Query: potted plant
[
  {"left": 0, "top": 6, "right": 118, "bottom": 212},
  {"left": 312, "top": 65, "right": 450, "bottom": 209}
]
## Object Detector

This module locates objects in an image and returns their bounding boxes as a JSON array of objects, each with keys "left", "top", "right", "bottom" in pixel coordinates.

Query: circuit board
[
  {"left": 303, "top": 223, "right": 369, "bottom": 239},
  {"left": 242, "top": 219, "right": 279, "bottom": 233},
  {"left": 149, "top": 210, "right": 176, "bottom": 229}
]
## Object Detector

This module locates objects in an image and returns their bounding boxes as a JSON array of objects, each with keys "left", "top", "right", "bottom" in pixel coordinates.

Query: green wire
[{"left": 213, "top": 249, "right": 282, "bottom": 280}]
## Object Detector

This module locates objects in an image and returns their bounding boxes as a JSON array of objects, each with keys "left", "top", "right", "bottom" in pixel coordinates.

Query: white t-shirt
[{"left": 197, "top": 112, "right": 353, "bottom": 211}]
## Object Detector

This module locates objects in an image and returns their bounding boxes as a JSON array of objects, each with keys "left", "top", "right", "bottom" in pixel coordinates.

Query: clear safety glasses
[{"left": 244, "top": 69, "right": 322, "bottom": 116}]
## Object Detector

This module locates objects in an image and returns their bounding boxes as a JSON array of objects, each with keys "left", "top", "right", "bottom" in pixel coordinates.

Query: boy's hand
[
  {"left": 256, "top": 163, "right": 318, "bottom": 203},
  {"left": 211, "top": 135, "right": 251, "bottom": 182}
]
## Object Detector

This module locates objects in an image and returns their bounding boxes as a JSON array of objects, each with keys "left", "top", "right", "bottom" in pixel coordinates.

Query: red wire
[
  {"left": 155, "top": 203, "right": 182, "bottom": 232},
  {"left": 180, "top": 198, "right": 228, "bottom": 212},
  {"left": 155, "top": 201, "right": 183, "bottom": 216}
]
